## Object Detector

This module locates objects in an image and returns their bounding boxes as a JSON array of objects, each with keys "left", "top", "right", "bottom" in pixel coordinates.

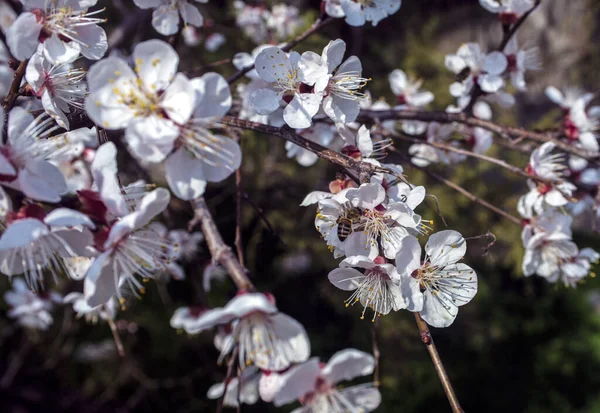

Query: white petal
[
  {"left": 255, "top": 46, "right": 291, "bottom": 83},
  {"left": 249, "top": 88, "right": 280, "bottom": 115},
  {"left": 273, "top": 359, "right": 320, "bottom": 407},
  {"left": 20, "top": 159, "right": 67, "bottom": 202},
  {"left": 125, "top": 116, "right": 178, "bottom": 163},
  {"left": 283, "top": 93, "right": 320, "bottom": 129},
  {"left": 425, "top": 230, "right": 466, "bottom": 266},
  {"left": 84, "top": 251, "right": 117, "bottom": 307},
  {"left": 323, "top": 95, "right": 360, "bottom": 124},
  {"left": 0, "top": 218, "right": 48, "bottom": 250},
  {"left": 389, "top": 69, "right": 407, "bottom": 95},
  {"left": 44, "top": 208, "right": 95, "bottom": 229},
  {"left": 478, "top": 74, "right": 505, "bottom": 93},
  {"left": 181, "top": 2, "right": 203, "bottom": 27},
  {"left": 323, "top": 39, "right": 346, "bottom": 73},
  {"left": 300, "top": 191, "right": 331, "bottom": 206},
  {"left": 191, "top": 72, "right": 232, "bottom": 119},
  {"left": 165, "top": 148, "right": 207, "bottom": 200},
  {"left": 43, "top": 34, "right": 81, "bottom": 64},
  {"left": 482, "top": 51, "right": 508, "bottom": 75},
  {"left": 261, "top": 312, "right": 310, "bottom": 370},
  {"left": 6, "top": 13, "right": 42, "bottom": 60},
  {"left": 160, "top": 73, "right": 195, "bottom": 124},
  {"left": 152, "top": 6, "right": 180, "bottom": 36},
  {"left": 323, "top": 348, "right": 374, "bottom": 384},
  {"left": 328, "top": 267, "right": 363, "bottom": 291},
  {"left": 133, "top": 39, "right": 179, "bottom": 92},
  {"left": 91, "top": 142, "right": 128, "bottom": 217},
  {"left": 76, "top": 24, "right": 107, "bottom": 61},
  {"left": 356, "top": 125, "right": 373, "bottom": 157}
]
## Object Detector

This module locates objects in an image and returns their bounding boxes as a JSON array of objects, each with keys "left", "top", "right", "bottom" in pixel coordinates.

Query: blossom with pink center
[
  {"left": 6, "top": 0, "right": 107, "bottom": 64},
  {"left": 328, "top": 255, "right": 407, "bottom": 321},
  {"left": 396, "top": 230, "right": 477, "bottom": 328},
  {"left": 0, "top": 204, "right": 95, "bottom": 289},
  {"left": 178, "top": 292, "right": 310, "bottom": 371},
  {"left": 272, "top": 349, "right": 380, "bottom": 412}
]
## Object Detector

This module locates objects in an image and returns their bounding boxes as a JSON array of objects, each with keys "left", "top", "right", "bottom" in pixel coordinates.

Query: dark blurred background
[{"left": 2, "top": 0, "right": 600, "bottom": 412}]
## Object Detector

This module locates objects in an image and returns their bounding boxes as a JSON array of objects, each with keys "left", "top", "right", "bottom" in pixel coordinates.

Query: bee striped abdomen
[{"left": 337, "top": 217, "right": 353, "bottom": 241}]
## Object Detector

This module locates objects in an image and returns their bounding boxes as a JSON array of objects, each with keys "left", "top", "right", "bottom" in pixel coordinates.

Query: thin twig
[
  {"left": 226, "top": 17, "right": 336, "bottom": 84},
  {"left": 371, "top": 319, "right": 380, "bottom": 386},
  {"left": 422, "top": 167, "right": 522, "bottom": 226},
  {"left": 1, "top": 59, "right": 27, "bottom": 141},
  {"left": 220, "top": 116, "right": 388, "bottom": 181},
  {"left": 189, "top": 197, "right": 254, "bottom": 291},
  {"left": 107, "top": 317, "right": 125, "bottom": 357},
  {"left": 391, "top": 132, "right": 556, "bottom": 185},
  {"left": 234, "top": 135, "right": 245, "bottom": 266},
  {"left": 359, "top": 108, "right": 598, "bottom": 161},
  {"left": 465, "top": 0, "right": 541, "bottom": 113},
  {"left": 216, "top": 347, "right": 239, "bottom": 413},
  {"left": 414, "top": 313, "right": 464, "bottom": 413},
  {"left": 497, "top": 0, "right": 542, "bottom": 51},
  {"left": 465, "top": 231, "right": 497, "bottom": 256}
]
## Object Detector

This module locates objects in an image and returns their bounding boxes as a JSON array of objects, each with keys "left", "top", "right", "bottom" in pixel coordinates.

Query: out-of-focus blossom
[{"left": 133, "top": 0, "right": 206, "bottom": 36}]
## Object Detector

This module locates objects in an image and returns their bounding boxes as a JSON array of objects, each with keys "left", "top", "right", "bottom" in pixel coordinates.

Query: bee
[
  {"left": 336, "top": 206, "right": 362, "bottom": 242},
  {"left": 455, "top": 67, "right": 471, "bottom": 82}
]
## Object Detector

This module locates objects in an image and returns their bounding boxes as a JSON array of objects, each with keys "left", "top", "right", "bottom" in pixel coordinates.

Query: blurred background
[{"left": 2, "top": 0, "right": 600, "bottom": 412}]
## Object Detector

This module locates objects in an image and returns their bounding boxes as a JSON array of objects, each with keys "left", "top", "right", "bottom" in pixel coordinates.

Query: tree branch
[
  {"left": 409, "top": 162, "right": 522, "bottom": 225},
  {"left": 389, "top": 131, "right": 556, "bottom": 185},
  {"left": 359, "top": 108, "right": 598, "bottom": 161},
  {"left": 1, "top": 59, "right": 27, "bottom": 140},
  {"left": 414, "top": 313, "right": 464, "bottom": 413},
  {"left": 220, "top": 116, "right": 389, "bottom": 182},
  {"left": 189, "top": 197, "right": 253, "bottom": 291}
]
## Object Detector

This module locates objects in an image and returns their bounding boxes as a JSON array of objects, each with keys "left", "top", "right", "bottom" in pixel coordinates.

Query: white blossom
[
  {"left": 7, "top": 0, "right": 107, "bottom": 63},
  {"left": 328, "top": 255, "right": 407, "bottom": 320},
  {"left": 25, "top": 47, "right": 88, "bottom": 129},
  {"left": 272, "top": 349, "right": 381, "bottom": 412},
  {"left": 179, "top": 292, "right": 310, "bottom": 371},
  {"left": 445, "top": 43, "right": 508, "bottom": 98},
  {"left": 396, "top": 230, "right": 477, "bottom": 327},
  {"left": 249, "top": 46, "right": 324, "bottom": 129},
  {"left": 133, "top": 0, "right": 207, "bottom": 36},
  {"left": 340, "top": 0, "right": 401, "bottom": 27},
  {"left": 4, "top": 278, "right": 61, "bottom": 330}
]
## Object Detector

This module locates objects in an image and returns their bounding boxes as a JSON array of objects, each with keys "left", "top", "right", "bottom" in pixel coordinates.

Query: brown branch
[
  {"left": 414, "top": 313, "right": 464, "bottom": 413},
  {"left": 391, "top": 132, "right": 556, "bottom": 185},
  {"left": 107, "top": 317, "right": 125, "bottom": 358},
  {"left": 371, "top": 320, "right": 380, "bottom": 386},
  {"left": 226, "top": 17, "right": 336, "bottom": 84},
  {"left": 1, "top": 59, "right": 27, "bottom": 140},
  {"left": 498, "top": 0, "right": 542, "bottom": 51},
  {"left": 216, "top": 347, "right": 239, "bottom": 413},
  {"left": 359, "top": 108, "right": 599, "bottom": 161},
  {"left": 189, "top": 197, "right": 254, "bottom": 291},
  {"left": 417, "top": 165, "right": 522, "bottom": 226},
  {"left": 220, "top": 116, "right": 387, "bottom": 181},
  {"left": 234, "top": 135, "right": 245, "bottom": 266},
  {"left": 464, "top": 0, "right": 541, "bottom": 113}
]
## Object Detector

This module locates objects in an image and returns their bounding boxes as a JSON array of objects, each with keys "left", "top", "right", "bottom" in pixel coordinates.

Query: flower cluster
[
  {"left": 323, "top": 0, "right": 402, "bottom": 27},
  {"left": 249, "top": 39, "right": 371, "bottom": 128},
  {"left": 172, "top": 292, "right": 382, "bottom": 411},
  {"left": 233, "top": 1, "right": 302, "bottom": 44}
]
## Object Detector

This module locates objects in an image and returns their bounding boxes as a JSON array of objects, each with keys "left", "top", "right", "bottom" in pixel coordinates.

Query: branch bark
[
  {"left": 189, "top": 197, "right": 253, "bottom": 291},
  {"left": 360, "top": 108, "right": 598, "bottom": 161},
  {"left": 1, "top": 59, "right": 27, "bottom": 140},
  {"left": 414, "top": 313, "right": 464, "bottom": 413},
  {"left": 220, "top": 116, "right": 389, "bottom": 182}
]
